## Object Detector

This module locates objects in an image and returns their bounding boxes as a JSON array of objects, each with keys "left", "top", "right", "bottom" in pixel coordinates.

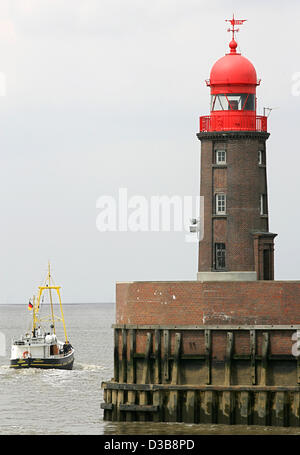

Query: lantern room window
[{"left": 211, "top": 93, "right": 255, "bottom": 111}]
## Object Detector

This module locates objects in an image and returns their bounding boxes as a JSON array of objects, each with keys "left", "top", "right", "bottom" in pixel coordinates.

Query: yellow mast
[
  {"left": 35, "top": 263, "right": 69, "bottom": 343},
  {"left": 48, "top": 263, "right": 56, "bottom": 335}
]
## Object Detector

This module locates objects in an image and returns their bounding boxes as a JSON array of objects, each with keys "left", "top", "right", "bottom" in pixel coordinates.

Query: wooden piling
[
  {"left": 260, "top": 332, "right": 269, "bottom": 386},
  {"left": 154, "top": 329, "right": 161, "bottom": 384},
  {"left": 167, "top": 390, "right": 179, "bottom": 422},
  {"left": 205, "top": 329, "right": 211, "bottom": 385},
  {"left": 256, "top": 392, "right": 269, "bottom": 426},
  {"left": 111, "top": 389, "right": 118, "bottom": 421},
  {"left": 162, "top": 330, "right": 170, "bottom": 383},
  {"left": 139, "top": 333, "right": 152, "bottom": 422},
  {"left": 126, "top": 329, "right": 136, "bottom": 421},
  {"left": 273, "top": 392, "right": 287, "bottom": 427},
  {"left": 121, "top": 329, "right": 127, "bottom": 383},
  {"left": 225, "top": 332, "right": 233, "bottom": 386},
  {"left": 182, "top": 390, "right": 196, "bottom": 423},
  {"left": 250, "top": 329, "right": 256, "bottom": 385},
  {"left": 102, "top": 325, "right": 300, "bottom": 426},
  {"left": 171, "top": 333, "right": 181, "bottom": 385},
  {"left": 113, "top": 328, "right": 119, "bottom": 382},
  {"left": 153, "top": 390, "right": 163, "bottom": 422},
  {"left": 239, "top": 391, "right": 252, "bottom": 425}
]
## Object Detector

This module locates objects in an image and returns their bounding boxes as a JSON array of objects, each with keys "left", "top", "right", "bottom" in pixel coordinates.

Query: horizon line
[{"left": 0, "top": 302, "right": 115, "bottom": 305}]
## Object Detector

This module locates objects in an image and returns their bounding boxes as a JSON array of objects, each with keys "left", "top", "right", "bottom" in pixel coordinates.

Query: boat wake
[
  {"left": 0, "top": 364, "right": 42, "bottom": 378},
  {"left": 74, "top": 362, "right": 109, "bottom": 371},
  {"left": 0, "top": 363, "right": 109, "bottom": 374}
]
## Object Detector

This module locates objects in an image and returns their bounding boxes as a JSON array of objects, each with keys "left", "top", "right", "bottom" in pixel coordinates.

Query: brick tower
[{"left": 197, "top": 17, "right": 277, "bottom": 282}]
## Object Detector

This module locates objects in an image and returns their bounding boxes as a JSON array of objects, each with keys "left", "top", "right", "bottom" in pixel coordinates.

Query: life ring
[{"left": 22, "top": 351, "right": 29, "bottom": 359}]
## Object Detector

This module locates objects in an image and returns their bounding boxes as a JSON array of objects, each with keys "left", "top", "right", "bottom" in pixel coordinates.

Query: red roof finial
[{"left": 225, "top": 14, "right": 247, "bottom": 53}]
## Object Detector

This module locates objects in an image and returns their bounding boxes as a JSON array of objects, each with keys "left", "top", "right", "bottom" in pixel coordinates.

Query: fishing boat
[{"left": 10, "top": 264, "right": 74, "bottom": 369}]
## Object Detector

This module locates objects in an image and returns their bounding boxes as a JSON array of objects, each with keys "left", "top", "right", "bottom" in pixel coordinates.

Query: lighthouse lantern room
[{"left": 200, "top": 16, "right": 267, "bottom": 132}]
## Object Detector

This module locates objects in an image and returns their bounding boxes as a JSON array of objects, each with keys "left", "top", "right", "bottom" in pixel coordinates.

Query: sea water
[{"left": 0, "top": 304, "right": 299, "bottom": 435}]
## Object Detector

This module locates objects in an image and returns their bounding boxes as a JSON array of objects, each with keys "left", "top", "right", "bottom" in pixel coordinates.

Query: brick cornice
[
  {"left": 196, "top": 131, "right": 270, "bottom": 141},
  {"left": 251, "top": 231, "right": 278, "bottom": 238}
]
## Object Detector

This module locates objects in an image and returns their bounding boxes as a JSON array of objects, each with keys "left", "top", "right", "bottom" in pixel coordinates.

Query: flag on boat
[{"left": 28, "top": 300, "right": 33, "bottom": 310}]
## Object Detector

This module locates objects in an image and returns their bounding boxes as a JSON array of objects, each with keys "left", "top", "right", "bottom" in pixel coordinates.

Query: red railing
[{"left": 199, "top": 113, "right": 267, "bottom": 132}]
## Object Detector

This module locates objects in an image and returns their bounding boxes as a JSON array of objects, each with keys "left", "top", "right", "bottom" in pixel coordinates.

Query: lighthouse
[
  {"left": 197, "top": 16, "right": 277, "bottom": 282},
  {"left": 102, "top": 18, "right": 300, "bottom": 427}
]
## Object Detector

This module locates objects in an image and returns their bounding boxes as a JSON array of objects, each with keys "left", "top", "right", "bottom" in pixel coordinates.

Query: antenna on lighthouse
[{"left": 263, "top": 107, "right": 279, "bottom": 118}]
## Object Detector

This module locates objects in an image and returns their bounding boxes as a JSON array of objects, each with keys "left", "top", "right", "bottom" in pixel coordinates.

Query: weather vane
[{"left": 225, "top": 14, "right": 247, "bottom": 41}]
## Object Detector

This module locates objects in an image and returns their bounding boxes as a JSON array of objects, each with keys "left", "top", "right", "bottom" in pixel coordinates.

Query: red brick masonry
[{"left": 116, "top": 281, "right": 300, "bottom": 326}]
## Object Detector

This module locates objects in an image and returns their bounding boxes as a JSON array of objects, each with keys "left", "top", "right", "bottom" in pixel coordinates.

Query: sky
[{"left": 0, "top": 0, "right": 300, "bottom": 303}]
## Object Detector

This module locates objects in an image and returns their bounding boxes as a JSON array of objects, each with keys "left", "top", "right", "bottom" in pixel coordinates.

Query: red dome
[{"left": 210, "top": 53, "right": 257, "bottom": 86}]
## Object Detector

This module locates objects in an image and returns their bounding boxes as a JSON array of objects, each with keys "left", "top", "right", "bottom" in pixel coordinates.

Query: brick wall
[
  {"left": 116, "top": 281, "right": 300, "bottom": 326},
  {"left": 115, "top": 280, "right": 300, "bottom": 367}
]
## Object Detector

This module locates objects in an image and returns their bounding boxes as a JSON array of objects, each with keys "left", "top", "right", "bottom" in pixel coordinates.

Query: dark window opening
[
  {"left": 215, "top": 243, "right": 226, "bottom": 270},
  {"left": 230, "top": 100, "right": 239, "bottom": 110},
  {"left": 263, "top": 249, "right": 271, "bottom": 280}
]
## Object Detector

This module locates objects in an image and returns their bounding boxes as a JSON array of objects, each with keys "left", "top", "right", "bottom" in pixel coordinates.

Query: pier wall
[
  {"left": 101, "top": 281, "right": 300, "bottom": 426},
  {"left": 116, "top": 281, "right": 300, "bottom": 327}
]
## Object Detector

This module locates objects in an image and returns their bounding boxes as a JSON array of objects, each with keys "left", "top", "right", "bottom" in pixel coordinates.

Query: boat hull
[{"left": 10, "top": 350, "right": 74, "bottom": 370}]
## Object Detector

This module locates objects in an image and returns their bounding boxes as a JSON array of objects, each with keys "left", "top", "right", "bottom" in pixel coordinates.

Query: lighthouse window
[
  {"left": 215, "top": 243, "right": 226, "bottom": 270},
  {"left": 216, "top": 193, "right": 226, "bottom": 215},
  {"left": 216, "top": 150, "right": 226, "bottom": 164},
  {"left": 258, "top": 150, "right": 265, "bottom": 165},
  {"left": 211, "top": 94, "right": 255, "bottom": 111},
  {"left": 260, "top": 194, "right": 267, "bottom": 215}
]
